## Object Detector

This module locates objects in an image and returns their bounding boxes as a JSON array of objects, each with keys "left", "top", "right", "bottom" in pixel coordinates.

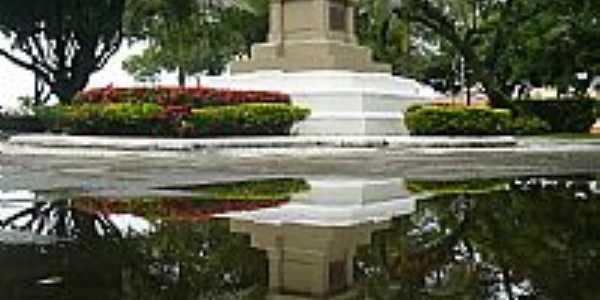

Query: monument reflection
[{"left": 222, "top": 179, "right": 417, "bottom": 299}]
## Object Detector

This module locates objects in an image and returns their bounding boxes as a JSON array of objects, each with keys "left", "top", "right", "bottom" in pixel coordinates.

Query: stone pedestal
[
  {"left": 220, "top": 179, "right": 416, "bottom": 298},
  {"left": 204, "top": 0, "right": 437, "bottom": 135},
  {"left": 232, "top": 0, "right": 388, "bottom": 73},
  {"left": 204, "top": 71, "right": 438, "bottom": 135}
]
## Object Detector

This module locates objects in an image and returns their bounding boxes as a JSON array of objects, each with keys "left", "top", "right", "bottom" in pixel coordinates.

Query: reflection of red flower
[{"left": 74, "top": 198, "right": 288, "bottom": 222}]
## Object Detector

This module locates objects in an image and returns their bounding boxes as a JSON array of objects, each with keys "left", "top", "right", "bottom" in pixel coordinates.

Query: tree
[
  {"left": 0, "top": 0, "right": 125, "bottom": 104},
  {"left": 386, "top": 0, "right": 554, "bottom": 107},
  {"left": 512, "top": 0, "right": 600, "bottom": 97},
  {"left": 123, "top": 0, "right": 268, "bottom": 87}
]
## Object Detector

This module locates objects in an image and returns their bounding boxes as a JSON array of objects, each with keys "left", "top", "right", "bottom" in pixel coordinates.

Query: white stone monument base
[{"left": 203, "top": 70, "right": 438, "bottom": 136}]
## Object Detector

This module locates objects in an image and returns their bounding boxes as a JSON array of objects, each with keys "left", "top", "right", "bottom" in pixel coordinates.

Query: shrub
[
  {"left": 73, "top": 85, "right": 291, "bottom": 107},
  {"left": 190, "top": 104, "right": 310, "bottom": 136},
  {"left": 0, "top": 115, "right": 46, "bottom": 133},
  {"left": 508, "top": 116, "right": 551, "bottom": 136},
  {"left": 511, "top": 99, "right": 597, "bottom": 133},
  {"left": 406, "top": 105, "right": 512, "bottom": 135},
  {"left": 35, "top": 103, "right": 310, "bottom": 137},
  {"left": 36, "top": 103, "right": 169, "bottom": 135}
]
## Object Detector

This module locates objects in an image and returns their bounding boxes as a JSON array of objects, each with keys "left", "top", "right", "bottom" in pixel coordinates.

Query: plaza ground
[{"left": 2, "top": 136, "right": 600, "bottom": 197}]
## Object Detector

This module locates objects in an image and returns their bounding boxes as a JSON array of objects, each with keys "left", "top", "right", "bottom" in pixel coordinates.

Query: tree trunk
[
  {"left": 178, "top": 68, "right": 186, "bottom": 88},
  {"left": 52, "top": 76, "right": 89, "bottom": 105},
  {"left": 468, "top": 56, "right": 511, "bottom": 108}
]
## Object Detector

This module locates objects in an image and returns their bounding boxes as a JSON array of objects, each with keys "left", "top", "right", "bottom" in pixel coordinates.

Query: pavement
[{"left": 3, "top": 133, "right": 600, "bottom": 197}]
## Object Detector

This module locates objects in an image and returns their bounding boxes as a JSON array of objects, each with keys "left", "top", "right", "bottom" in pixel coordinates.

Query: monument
[
  {"left": 231, "top": 0, "right": 389, "bottom": 73},
  {"left": 204, "top": 0, "right": 437, "bottom": 135}
]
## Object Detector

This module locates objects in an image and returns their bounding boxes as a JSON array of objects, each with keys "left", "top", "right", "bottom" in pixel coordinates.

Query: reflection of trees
[
  {"left": 125, "top": 219, "right": 267, "bottom": 300},
  {"left": 358, "top": 177, "right": 600, "bottom": 300},
  {"left": 0, "top": 198, "right": 267, "bottom": 300}
]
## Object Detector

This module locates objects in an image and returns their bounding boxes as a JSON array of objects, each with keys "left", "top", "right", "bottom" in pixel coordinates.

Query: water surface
[{"left": 1, "top": 176, "right": 599, "bottom": 300}]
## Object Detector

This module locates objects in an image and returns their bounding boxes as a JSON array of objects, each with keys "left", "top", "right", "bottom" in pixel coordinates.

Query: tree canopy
[
  {"left": 123, "top": 0, "right": 268, "bottom": 86},
  {"left": 0, "top": 0, "right": 125, "bottom": 104},
  {"left": 383, "top": 0, "right": 600, "bottom": 106}
]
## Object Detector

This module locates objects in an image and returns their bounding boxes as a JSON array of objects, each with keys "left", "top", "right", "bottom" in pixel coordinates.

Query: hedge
[
  {"left": 190, "top": 104, "right": 310, "bottom": 136},
  {"left": 406, "top": 105, "right": 551, "bottom": 136},
  {"left": 36, "top": 103, "right": 168, "bottom": 136},
  {"left": 406, "top": 106, "right": 513, "bottom": 135},
  {"left": 35, "top": 103, "right": 310, "bottom": 137},
  {"left": 511, "top": 99, "right": 598, "bottom": 133},
  {"left": 0, "top": 115, "right": 46, "bottom": 133},
  {"left": 74, "top": 86, "right": 291, "bottom": 107}
]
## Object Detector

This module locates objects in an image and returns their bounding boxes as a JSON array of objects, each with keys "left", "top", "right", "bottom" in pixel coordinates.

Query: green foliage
[
  {"left": 405, "top": 105, "right": 512, "bottom": 135},
  {"left": 0, "top": 115, "right": 46, "bottom": 133},
  {"left": 0, "top": 198, "right": 268, "bottom": 299},
  {"left": 0, "top": 0, "right": 125, "bottom": 103},
  {"left": 190, "top": 104, "right": 310, "bottom": 136},
  {"left": 161, "top": 178, "right": 311, "bottom": 200},
  {"left": 36, "top": 103, "right": 167, "bottom": 135},
  {"left": 512, "top": 99, "right": 598, "bottom": 133},
  {"left": 508, "top": 115, "right": 552, "bottom": 136},
  {"left": 124, "top": 0, "right": 268, "bottom": 84},
  {"left": 35, "top": 103, "right": 310, "bottom": 137},
  {"left": 513, "top": 0, "right": 600, "bottom": 95},
  {"left": 406, "top": 179, "right": 509, "bottom": 195},
  {"left": 393, "top": 0, "right": 600, "bottom": 107},
  {"left": 357, "top": 177, "right": 600, "bottom": 299}
]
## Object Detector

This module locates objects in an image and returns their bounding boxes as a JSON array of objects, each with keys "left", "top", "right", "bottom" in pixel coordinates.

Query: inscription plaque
[{"left": 329, "top": 1, "right": 346, "bottom": 32}]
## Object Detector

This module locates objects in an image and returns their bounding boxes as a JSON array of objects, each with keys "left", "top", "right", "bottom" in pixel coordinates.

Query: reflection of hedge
[
  {"left": 76, "top": 178, "right": 310, "bottom": 221},
  {"left": 407, "top": 179, "right": 509, "bottom": 195},
  {"left": 35, "top": 103, "right": 310, "bottom": 137},
  {"left": 160, "top": 178, "right": 311, "bottom": 200},
  {"left": 76, "top": 197, "right": 289, "bottom": 221}
]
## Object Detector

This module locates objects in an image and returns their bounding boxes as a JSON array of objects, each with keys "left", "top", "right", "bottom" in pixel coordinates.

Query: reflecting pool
[{"left": 1, "top": 176, "right": 600, "bottom": 300}]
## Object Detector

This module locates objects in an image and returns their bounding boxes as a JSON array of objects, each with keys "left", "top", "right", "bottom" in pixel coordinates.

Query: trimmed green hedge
[
  {"left": 406, "top": 105, "right": 551, "bottom": 136},
  {"left": 511, "top": 99, "right": 598, "bottom": 133},
  {"left": 36, "top": 103, "right": 166, "bottom": 135},
  {"left": 190, "top": 104, "right": 310, "bottom": 136},
  {"left": 35, "top": 103, "right": 310, "bottom": 137},
  {"left": 406, "top": 106, "right": 513, "bottom": 135},
  {"left": 0, "top": 115, "right": 46, "bottom": 133}
]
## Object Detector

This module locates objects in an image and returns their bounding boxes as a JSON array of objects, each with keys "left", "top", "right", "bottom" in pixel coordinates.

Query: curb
[{"left": 6, "top": 134, "right": 518, "bottom": 151}]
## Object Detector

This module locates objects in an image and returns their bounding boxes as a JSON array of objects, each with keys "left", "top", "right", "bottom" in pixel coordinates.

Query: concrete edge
[{"left": 6, "top": 134, "right": 518, "bottom": 151}]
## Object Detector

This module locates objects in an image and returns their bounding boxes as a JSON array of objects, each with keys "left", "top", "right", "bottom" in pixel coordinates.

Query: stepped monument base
[{"left": 204, "top": 0, "right": 436, "bottom": 135}]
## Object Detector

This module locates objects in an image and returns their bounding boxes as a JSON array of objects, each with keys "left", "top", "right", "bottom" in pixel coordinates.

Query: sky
[{"left": 0, "top": 39, "right": 179, "bottom": 111}]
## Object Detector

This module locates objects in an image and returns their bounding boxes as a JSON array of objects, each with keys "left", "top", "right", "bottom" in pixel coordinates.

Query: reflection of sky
[
  {"left": 1, "top": 194, "right": 153, "bottom": 244},
  {"left": 0, "top": 190, "right": 36, "bottom": 222},
  {"left": 107, "top": 214, "right": 154, "bottom": 235}
]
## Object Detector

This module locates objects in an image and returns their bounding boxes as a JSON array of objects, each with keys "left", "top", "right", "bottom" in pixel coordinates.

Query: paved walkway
[{"left": 7, "top": 134, "right": 518, "bottom": 150}]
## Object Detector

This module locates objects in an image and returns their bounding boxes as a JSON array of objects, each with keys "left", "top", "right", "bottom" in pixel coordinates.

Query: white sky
[{"left": 0, "top": 39, "right": 181, "bottom": 110}]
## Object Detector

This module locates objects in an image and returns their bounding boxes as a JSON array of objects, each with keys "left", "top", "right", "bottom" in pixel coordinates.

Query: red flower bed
[{"left": 75, "top": 85, "right": 291, "bottom": 108}]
